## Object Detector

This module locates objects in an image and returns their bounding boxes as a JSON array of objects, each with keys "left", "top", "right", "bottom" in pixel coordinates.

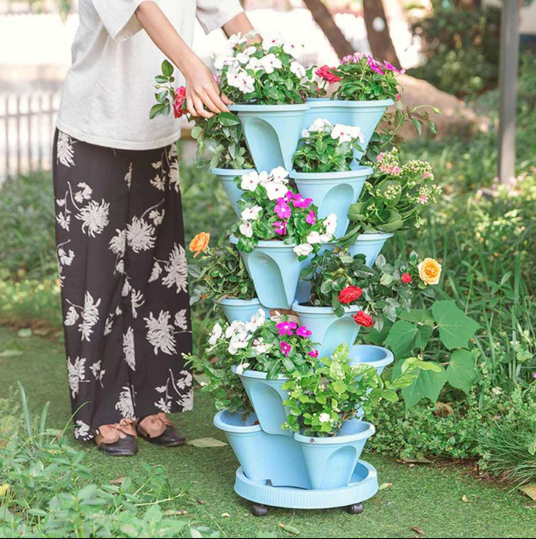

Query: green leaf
[
  {"left": 447, "top": 349, "right": 478, "bottom": 394},
  {"left": 385, "top": 321, "right": 419, "bottom": 357},
  {"left": 187, "top": 437, "right": 228, "bottom": 448},
  {"left": 150, "top": 103, "right": 168, "bottom": 120},
  {"left": 17, "top": 328, "right": 32, "bottom": 338},
  {"left": 161, "top": 59, "right": 174, "bottom": 77},
  {"left": 432, "top": 300, "right": 480, "bottom": 351},
  {"left": 400, "top": 362, "right": 448, "bottom": 409}
]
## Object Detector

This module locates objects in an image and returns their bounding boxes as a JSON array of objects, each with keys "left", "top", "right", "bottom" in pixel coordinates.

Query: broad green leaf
[
  {"left": 385, "top": 321, "right": 419, "bottom": 357},
  {"left": 401, "top": 363, "right": 448, "bottom": 409},
  {"left": 446, "top": 349, "right": 478, "bottom": 393},
  {"left": 432, "top": 301, "right": 480, "bottom": 350},
  {"left": 161, "top": 59, "right": 174, "bottom": 77}
]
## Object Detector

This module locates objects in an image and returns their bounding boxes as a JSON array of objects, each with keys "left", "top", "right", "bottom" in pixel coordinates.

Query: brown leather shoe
[
  {"left": 137, "top": 413, "right": 186, "bottom": 447},
  {"left": 96, "top": 419, "right": 138, "bottom": 457}
]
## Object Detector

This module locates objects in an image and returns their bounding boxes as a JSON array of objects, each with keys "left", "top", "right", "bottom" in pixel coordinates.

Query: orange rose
[
  {"left": 189, "top": 232, "right": 210, "bottom": 258},
  {"left": 418, "top": 258, "right": 442, "bottom": 285}
]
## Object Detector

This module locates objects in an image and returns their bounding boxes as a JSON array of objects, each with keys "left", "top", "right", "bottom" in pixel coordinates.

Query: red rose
[
  {"left": 338, "top": 286, "right": 363, "bottom": 304},
  {"left": 173, "top": 86, "right": 187, "bottom": 119},
  {"left": 401, "top": 273, "right": 413, "bottom": 284},
  {"left": 353, "top": 311, "right": 374, "bottom": 328},
  {"left": 315, "top": 65, "right": 341, "bottom": 84}
]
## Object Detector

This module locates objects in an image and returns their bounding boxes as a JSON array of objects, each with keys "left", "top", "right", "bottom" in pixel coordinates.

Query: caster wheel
[
  {"left": 347, "top": 503, "right": 364, "bottom": 515},
  {"left": 252, "top": 503, "right": 269, "bottom": 517}
]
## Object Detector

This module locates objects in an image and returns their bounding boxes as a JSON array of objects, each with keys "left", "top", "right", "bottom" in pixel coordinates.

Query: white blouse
[{"left": 57, "top": 0, "right": 243, "bottom": 151}]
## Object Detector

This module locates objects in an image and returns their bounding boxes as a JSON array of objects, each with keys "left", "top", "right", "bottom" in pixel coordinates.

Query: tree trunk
[
  {"left": 362, "top": 0, "right": 401, "bottom": 68},
  {"left": 302, "top": 0, "right": 354, "bottom": 60}
]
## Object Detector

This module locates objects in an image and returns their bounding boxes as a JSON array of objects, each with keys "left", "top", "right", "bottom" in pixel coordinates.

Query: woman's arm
[{"left": 136, "top": 2, "right": 253, "bottom": 119}]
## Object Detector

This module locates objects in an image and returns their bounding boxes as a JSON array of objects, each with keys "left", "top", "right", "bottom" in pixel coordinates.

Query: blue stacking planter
[
  {"left": 211, "top": 168, "right": 249, "bottom": 217},
  {"left": 292, "top": 302, "right": 361, "bottom": 358},
  {"left": 349, "top": 345, "right": 394, "bottom": 376},
  {"left": 303, "top": 98, "right": 394, "bottom": 162},
  {"left": 229, "top": 104, "right": 309, "bottom": 172},
  {"left": 348, "top": 233, "right": 395, "bottom": 267},
  {"left": 218, "top": 297, "right": 268, "bottom": 324},
  {"left": 295, "top": 241, "right": 336, "bottom": 304},
  {"left": 291, "top": 167, "right": 373, "bottom": 238}
]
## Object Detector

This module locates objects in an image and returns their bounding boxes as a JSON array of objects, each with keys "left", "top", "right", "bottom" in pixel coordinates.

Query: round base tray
[{"left": 234, "top": 461, "right": 379, "bottom": 510}]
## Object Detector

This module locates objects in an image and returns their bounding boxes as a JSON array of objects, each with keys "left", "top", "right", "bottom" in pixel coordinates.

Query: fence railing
[{"left": 0, "top": 89, "right": 61, "bottom": 180}]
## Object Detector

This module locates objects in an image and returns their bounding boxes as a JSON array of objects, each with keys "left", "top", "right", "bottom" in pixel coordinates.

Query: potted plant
[
  {"left": 150, "top": 60, "right": 254, "bottom": 217},
  {"left": 290, "top": 119, "right": 372, "bottom": 237},
  {"left": 230, "top": 167, "right": 337, "bottom": 309},
  {"left": 281, "top": 343, "right": 402, "bottom": 490},
  {"left": 188, "top": 232, "right": 265, "bottom": 323},
  {"left": 216, "top": 31, "right": 309, "bottom": 171}
]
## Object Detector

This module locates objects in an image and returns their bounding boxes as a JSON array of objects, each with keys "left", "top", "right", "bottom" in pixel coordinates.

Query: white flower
[
  {"left": 236, "top": 46, "right": 256, "bottom": 64},
  {"left": 145, "top": 311, "right": 177, "bottom": 355},
  {"left": 76, "top": 200, "right": 110, "bottom": 237},
  {"left": 331, "top": 124, "right": 364, "bottom": 144},
  {"left": 262, "top": 34, "right": 283, "bottom": 50},
  {"left": 126, "top": 217, "right": 155, "bottom": 253},
  {"left": 235, "top": 363, "right": 251, "bottom": 375},
  {"left": 301, "top": 129, "right": 311, "bottom": 139},
  {"left": 228, "top": 335, "right": 250, "bottom": 355},
  {"left": 307, "top": 231, "right": 323, "bottom": 245},
  {"left": 239, "top": 221, "right": 254, "bottom": 238},
  {"left": 214, "top": 55, "right": 237, "bottom": 70},
  {"left": 309, "top": 118, "right": 333, "bottom": 133},
  {"left": 264, "top": 181, "right": 287, "bottom": 201},
  {"left": 284, "top": 41, "right": 305, "bottom": 59},
  {"left": 241, "top": 171, "right": 262, "bottom": 191},
  {"left": 324, "top": 213, "right": 338, "bottom": 236},
  {"left": 209, "top": 323, "right": 223, "bottom": 346},
  {"left": 162, "top": 244, "right": 188, "bottom": 294},
  {"left": 259, "top": 53, "right": 282, "bottom": 74},
  {"left": 253, "top": 338, "right": 272, "bottom": 355},
  {"left": 246, "top": 57, "right": 263, "bottom": 72},
  {"left": 241, "top": 206, "right": 263, "bottom": 221},
  {"left": 294, "top": 244, "right": 313, "bottom": 257},
  {"left": 225, "top": 320, "right": 248, "bottom": 340},
  {"left": 229, "top": 32, "right": 247, "bottom": 48},
  {"left": 270, "top": 167, "right": 290, "bottom": 183},
  {"left": 319, "top": 413, "right": 331, "bottom": 424},
  {"left": 226, "top": 66, "right": 244, "bottom": 88},
  {"left": 290, "top": 61, "right": 306, "bottom": 79},
  {"left": 320, "top": 233, "right": 333, "bottom": 243},
  {"left": 246, "top": 309, "right": 266, "bottom": 332},
  {"left": 123, "top": 328, "right": 136, "bottom": 371},
  {"left": 237, "top": 73, "right": 256, "bottom": 94}
]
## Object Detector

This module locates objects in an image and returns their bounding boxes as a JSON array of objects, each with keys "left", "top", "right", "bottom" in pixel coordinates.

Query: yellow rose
[
  {"left": 0, "top": 484, "right": 10, "bottom": 497},
  {"left": 189, "top": 232, "right": 210, "bottom": 258},
  {"left": 418, "top": 258, "right": 442, "bottom": 285}
]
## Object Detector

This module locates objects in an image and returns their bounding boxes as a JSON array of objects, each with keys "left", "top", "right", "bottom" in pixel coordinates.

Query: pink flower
[
  {"left": 273, "top": 221, "right": 288, "bottom": 236},
  {"left": 401, "top": 273, "right": 413, "bottom": 284},
  {"left": 280, "top": 341, "right": 292, "bottom": 357},
  {"left": 308, "top": 350, "right": 319, "bottom": 359},
  {"left": 423, "top": 172, "right": 431, "bottom": 180},
  {"left": 316, "top": 65, "right": 341, "bottom": 84},
  {"left": 173, "top": 86, "right": 187, "bottom": 119},
  {"left": 275, "top": 198, "right": 292, "bottom": 219},
  {"left": 532, "top": 373, "right": 536, "bottom": 379},
  {"left": 368, "top": 59, "right": 385, "bottom": 76},
  {"left": 277, "top": 321, "right": 297, "bottom": 336},
  {"left": 419, "top": 195, "right": 429, "bottom": 205},
  {"left": 306, "top": 211, "right": 316, "bottom": 225},
  {"left": 285, "top": 191, "right": 295, "bottom": 201},
  {"left": 384, "top": 61, "right": 405, "bottom": 74},
  {"left": 292, "top": 194, "right": 313, "bottom": 208},
  {"left": 297, "top": 326, "right": 312, "bottom": 338}
]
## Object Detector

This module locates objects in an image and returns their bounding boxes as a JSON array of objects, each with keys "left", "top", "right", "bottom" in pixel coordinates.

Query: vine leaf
[
  {"left": 432, "top": 300, "right": 480, "bottom": 351},
  {"left": 446, "top": 349, "right": 477, "bottom": 394}
]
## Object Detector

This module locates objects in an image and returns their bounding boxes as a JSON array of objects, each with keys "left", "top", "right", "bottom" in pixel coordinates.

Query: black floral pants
[{"left": 53, "top": 130, "right": 193, "bottom": 441}]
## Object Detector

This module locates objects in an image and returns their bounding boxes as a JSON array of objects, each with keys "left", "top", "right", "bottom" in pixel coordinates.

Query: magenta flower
[
  {"left": 368, "top": 59, "right": 385, "bottom": 76},
  {"left": 297, "top": 326, "right": 312, "bottom": 338},
  {"left": 533, "top": 373, "right": 536, "bottom": 379},
  {"left": 277, "top": 321, "right": 298, "bottom": 336},
  {"left": 273, "top": 220, "right": 288, "bottom": 236},
  {"left": 308, "top": 350, "right": 319, "bottom": 359},
  {"left": 292, "top": 194, "right": 313, "bottom": 209},
  {"left": 275, "top": 198, "right": 292, "bottom": 219},
  {"left": 280, "top": 341, "right": 292, "bottom": 357},
  {"left": 285, "top": 190, "right": 295, "bottom": 201},
  {"left": 306, "top": 211, "right": 316, "bottom": 226},
  {"left": 384, "top": 61, "right": 403, "bottom": 74}
]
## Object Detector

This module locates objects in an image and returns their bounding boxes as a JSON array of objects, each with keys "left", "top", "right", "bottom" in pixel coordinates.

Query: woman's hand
[{"left": 182, "top": 56, "right": 231, "bottom": 119}]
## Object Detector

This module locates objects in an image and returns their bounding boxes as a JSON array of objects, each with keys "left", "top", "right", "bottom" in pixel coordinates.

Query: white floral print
[
  {"left": 126, "top": 216, "right": 155, "bottom": 253},
  {"left": 115, "top": 386, "right": 136, "bottom": 420},
  {"left": 161, "top": 244, "right": 188, "bottom": 294},
  {"left": 76, "top": 200, "right": 110, "bottom": 237},
  {"left": 74, "top": 420, "right": 91, "bottom": 440},
  {"left": 145, "top": 311, "right": 177, "bottom": 356},
  {"left": 57, "top": 131, "right": 75, "bottom": 168},
  {"left": 123, "top": 328, "right": 136, "bottom": 371},
  {"left": 67, "top": 357, "right": 86, "bottom": 398}
]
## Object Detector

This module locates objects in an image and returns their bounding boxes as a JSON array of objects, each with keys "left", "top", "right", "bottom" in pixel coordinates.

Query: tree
[{"left": 362, "top": 0, "right": 401, "bottom": 68}]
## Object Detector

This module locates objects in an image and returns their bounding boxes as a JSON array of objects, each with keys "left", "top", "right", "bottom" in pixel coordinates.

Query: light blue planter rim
[
  {"left": 292, "top": 301, "right": 360, "bottom": 315},
  {"left": 290, "top": 167, "right": 373, "bottom": 182},
  {"left": 229, "top": 234, "right": 297, "bottom": 250},
  {"left": 213, "top": 410, "right": 262, "bottom": 434},
  {"left": 217, "top": 297, "right": 262, "bottom": 307},
  {"left": 349, "top": 345, "right": 394, "bottom": 371},
  {"left": 210, "top": 167, "right": 252, "bottom": 177},
  {"left": 356, "top": 232, "right": 395, "bottom": 242},
  {"left": 306, "top": 98, "right": 395, "bottom": 109},
  {"left": 229, "top": 103, "right": 309, "bottom": 112},
  {"left": 294, "top": 421, "right": 375, "bottom": 446},
  {"left": 232, "top": 365, "right": 290, "bottom": 382}
]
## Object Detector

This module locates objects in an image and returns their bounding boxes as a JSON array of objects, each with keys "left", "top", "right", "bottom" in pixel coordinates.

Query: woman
[{"left": 54, "top": 0, "right": 254, "bottom": 457}]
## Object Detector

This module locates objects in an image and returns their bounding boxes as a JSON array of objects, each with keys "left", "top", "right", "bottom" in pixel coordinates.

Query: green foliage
[{"left": 0, "top": 386, "right": 218, "bottom": 538}]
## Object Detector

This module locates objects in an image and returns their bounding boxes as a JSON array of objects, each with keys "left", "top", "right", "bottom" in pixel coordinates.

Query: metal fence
[{"left": 0, "top": 89, "right": 61, "bottom": 179}]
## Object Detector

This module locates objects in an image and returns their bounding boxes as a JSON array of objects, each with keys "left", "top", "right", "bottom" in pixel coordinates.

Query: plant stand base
[{"left": 234, "top": 461, "right": 378, "bottom": 512}]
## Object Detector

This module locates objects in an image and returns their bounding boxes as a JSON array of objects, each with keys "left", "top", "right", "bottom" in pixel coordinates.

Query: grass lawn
[{"left": 0, "top": 326, "right": 534, "bottom": 538}]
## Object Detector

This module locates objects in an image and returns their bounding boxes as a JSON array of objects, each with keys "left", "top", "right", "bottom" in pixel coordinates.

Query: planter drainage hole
[{"left": 252, "top": 504, "right": 269, "bottom": 517}]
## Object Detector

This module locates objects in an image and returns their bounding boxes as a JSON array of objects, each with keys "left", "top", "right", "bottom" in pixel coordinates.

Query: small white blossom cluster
[
  {"left": 293, "top": 213, "right": 337, "bottom": 258},
  {"left": 301, "top": 118, "right": 364, "bottom": 145}
]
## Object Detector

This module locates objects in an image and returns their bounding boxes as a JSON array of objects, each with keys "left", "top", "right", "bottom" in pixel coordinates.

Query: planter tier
[
  {"left": 349, "top": 233, "right": 395, "bottom": 267},
  {"left": 292, "top": 302, "right": 361, "bottom": 358},
  {"left": 290, "top": 167, "right": 373, "bottom": 239},
  {"left": 210, "top": 168, "right": 250, "bottom": 217},
  {"left": 303, "top": 98, "right": 394, "bottom": 162},
  {"left": 295, "top": 241, "right": 336, "bottom": 304},
  {"left": 230, "top": 236, "right": 303, "bottom": 310},
  {"left": 229, "top": 104, "right": 308, "bottom": 172},
  {"left": 218, "top": 297, "right": 267, "bottom": 324},
  {"left": 349, "top": 345, "right": 394, "bottom": 377}
]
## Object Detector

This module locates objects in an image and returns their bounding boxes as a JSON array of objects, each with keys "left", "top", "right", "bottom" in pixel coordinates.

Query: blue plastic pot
[
  {"left": 303, "top": 98, "right": 394, "bottom": 161},
  {"left": 234, "top": 367, "right": 291, "bottom": 437},
  {"left": 295, "top": 420, "right": 375, "bottom": 490},
  {"left": 292, "top": 302, "right": 361, "bottom": 358},
  {"left": 230, "top": 236, "right": 303, "bottom": 310},
  {"left": 295, "top": 242, "right": 336, "bottom": 304},
  {"left": 229, "top": 104, "right": 309, "bottom": 171},
  {"left": 210, "top": 168, "right": 250, "bottom": 217},
  {"left": 290, "top": 167, "right": 373, "bottom": 239},
  {"left": 349, "top": 345, "right": 394, "bottom": 377},
  {"left": 348, "top": 233, "right": 395, "bottom": 267},
  {"left": 214, "top": 410, "right": 312, "bottom": 489},
  {"left": 217, "top": 298, "right": 267, "bottom": 324}
]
